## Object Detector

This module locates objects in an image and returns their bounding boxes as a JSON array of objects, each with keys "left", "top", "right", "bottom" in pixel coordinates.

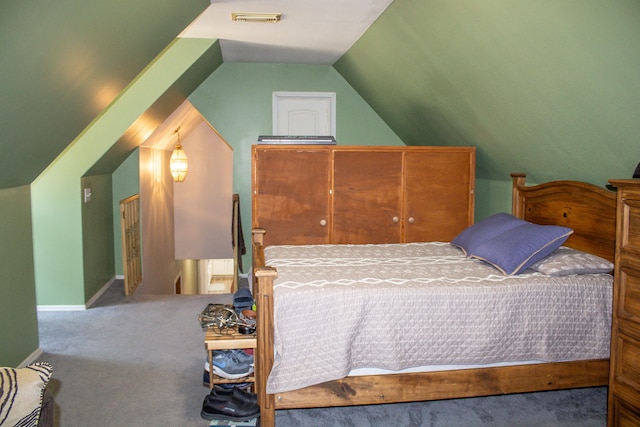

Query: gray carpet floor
[{"left": 36, "top": 280, "right": 607, "bottom": 426}]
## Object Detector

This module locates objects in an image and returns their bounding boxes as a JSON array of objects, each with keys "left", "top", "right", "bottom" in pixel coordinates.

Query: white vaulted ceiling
[{"left": 180, "top": 0, "right": 394, "bottom": 64}]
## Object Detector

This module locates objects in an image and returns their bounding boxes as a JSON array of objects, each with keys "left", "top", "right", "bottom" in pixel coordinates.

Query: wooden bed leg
[{"left": 253, "top": 254, "right": 278, "bottom": 427}]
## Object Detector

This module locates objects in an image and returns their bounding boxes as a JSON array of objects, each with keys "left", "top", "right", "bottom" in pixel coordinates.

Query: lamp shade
[{"left": 170, "top": 143, "right": 188, "bottom": 182}]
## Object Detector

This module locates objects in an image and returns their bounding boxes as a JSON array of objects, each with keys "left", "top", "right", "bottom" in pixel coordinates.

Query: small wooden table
[{"left": 204, "top": 327, "right": 257, "bottom": 389}]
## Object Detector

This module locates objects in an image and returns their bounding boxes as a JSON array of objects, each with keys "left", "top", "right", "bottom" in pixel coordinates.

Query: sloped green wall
[
  {"left": 336, "top": 0, "right": 640, "bottom": 193},
  {"left": 32, "top": 38, "right": 219, "bottom": 306},
  {"left": 0, "top": 0, "right": 209, "bottom": 189}
]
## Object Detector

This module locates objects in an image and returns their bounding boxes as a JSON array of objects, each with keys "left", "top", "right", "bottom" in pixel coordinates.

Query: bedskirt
[{"left": 264, "top": 242, "right": 613, "bottom": 393}]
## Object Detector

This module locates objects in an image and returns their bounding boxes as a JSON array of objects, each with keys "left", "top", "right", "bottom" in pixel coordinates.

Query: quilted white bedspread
[{"left": 263, "top": 242, "right": 612, "bottom": 393}]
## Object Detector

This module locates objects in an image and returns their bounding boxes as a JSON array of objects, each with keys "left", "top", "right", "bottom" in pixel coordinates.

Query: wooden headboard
[{"left": 511, "top": 172, "right": 617, "bottom": 263}]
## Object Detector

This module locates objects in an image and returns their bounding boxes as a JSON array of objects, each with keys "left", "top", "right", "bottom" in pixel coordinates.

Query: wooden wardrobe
[{"left": 252, "top": 145, "right": 475, "bottom": 247}]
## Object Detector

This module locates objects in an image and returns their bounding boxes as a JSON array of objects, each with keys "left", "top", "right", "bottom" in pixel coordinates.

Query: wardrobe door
[
  {"left": 404, "top": 148, "right": 475, "bottom": 242},
  {"left": 333, "top": 149, "right": 403, "bottom": 244},
  {"left": 252, "top": 147, "right": 331, "bottom": 246}
]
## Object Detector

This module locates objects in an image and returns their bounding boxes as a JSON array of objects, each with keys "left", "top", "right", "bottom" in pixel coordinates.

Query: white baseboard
[
  {"left": 19, "top": 348, "right": 44, "bottom": 367},
  {"left": 115, "top": 274, "right": 124, "bottom": 280},
  {"left": 37, "top": 276, "right": 118, "bottom": 312},
  {"left": 37, "top": 304, "right": 86, "bottom": 311}
]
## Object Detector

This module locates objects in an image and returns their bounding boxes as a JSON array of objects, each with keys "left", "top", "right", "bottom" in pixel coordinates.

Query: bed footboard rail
[{"left": 252, "top": 228, "right": 277, "bottom": 427}]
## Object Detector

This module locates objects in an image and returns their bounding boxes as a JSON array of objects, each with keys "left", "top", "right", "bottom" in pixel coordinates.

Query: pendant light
[{"left": 170, "top": 127, "right": 188, "bottom": 182}]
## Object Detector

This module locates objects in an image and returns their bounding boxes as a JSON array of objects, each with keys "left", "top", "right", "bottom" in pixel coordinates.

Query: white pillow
[{"left": 529, "top": 246, "right": 614, "bottom": 276}]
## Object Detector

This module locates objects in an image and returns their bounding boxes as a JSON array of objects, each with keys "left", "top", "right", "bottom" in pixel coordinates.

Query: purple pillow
[
  {"left": 469, "top": 223, "right": 574, "bottom": 275},
  {"left": 451, "top": 213, "right": 527, "bottom": 255}
]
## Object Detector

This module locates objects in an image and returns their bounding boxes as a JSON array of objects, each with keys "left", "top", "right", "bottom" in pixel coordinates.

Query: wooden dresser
[
  {"left": 252, "top": 145, "right": 475, "bottom": 247},
  {"left": 608, "top": 179, "right": 640, "bottom": 426}
]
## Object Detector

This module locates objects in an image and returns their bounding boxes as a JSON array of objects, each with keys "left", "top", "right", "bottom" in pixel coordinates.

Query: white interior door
[{"left": 273, "top": 91, "right": 336, "bottom": 136}]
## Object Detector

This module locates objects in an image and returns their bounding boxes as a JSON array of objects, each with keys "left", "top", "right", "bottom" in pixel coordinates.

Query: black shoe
[
  {"left": 200, "top": 394, "right": 260, "bottom": 422},
  {"left": 211, "top": 384, "right": 258, "bottom": 405}
]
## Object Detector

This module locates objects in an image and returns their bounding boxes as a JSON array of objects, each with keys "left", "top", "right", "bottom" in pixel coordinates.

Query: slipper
[{"left": 233, "top": 288, "right": 254, "bottom": 314}]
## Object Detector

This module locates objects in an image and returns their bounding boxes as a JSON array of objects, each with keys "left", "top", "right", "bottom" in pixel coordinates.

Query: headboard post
[
  {"left": 511, "top": 172, "right": 527, "bottom": 219},
  {"left": 253, "top": 228, "right": 266, "bottom": 246}
]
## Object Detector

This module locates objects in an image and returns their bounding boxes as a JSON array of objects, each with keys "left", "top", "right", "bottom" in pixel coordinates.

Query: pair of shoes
[
  {"left": 207, "top": 350, "right": 254, "bottom": 379},
  {"left": 200, "top": 392, "right": 260, "bottom": 422},
  {"left": 205, "top": 350, "right": 254, "bottom": 370},
  {"left": 206, "top": 350, "right": 254, "bottom": 370},
  {"left": 212, "top": 384, "right": 258, "bottom": 405}
]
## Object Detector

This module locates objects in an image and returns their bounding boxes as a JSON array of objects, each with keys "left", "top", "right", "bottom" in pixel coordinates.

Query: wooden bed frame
[{"left": 252, "top": 172, "right": 617, "bottom": 427}]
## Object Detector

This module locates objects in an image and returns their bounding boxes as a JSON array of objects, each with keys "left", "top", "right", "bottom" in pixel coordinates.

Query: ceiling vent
[{"left": 231, "top": 13, "right": 282, "bottom": 23}]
